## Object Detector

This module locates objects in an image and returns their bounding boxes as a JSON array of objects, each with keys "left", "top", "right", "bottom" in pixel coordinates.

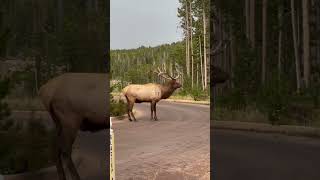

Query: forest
[
  {"left": 111, "top": 0, "right": 211, "bottom": 100},
  {"left": 0, "top": 0, "right": 108, "bottom": 174},
  {"left": 212, "top": 0, "right": 320, "bottom": 126},
  {"left": 111, "top": 0, "right": 320, "bottom": 126},
  {"left": 1, "top": 0, "right": 107, "bottom": 98}
]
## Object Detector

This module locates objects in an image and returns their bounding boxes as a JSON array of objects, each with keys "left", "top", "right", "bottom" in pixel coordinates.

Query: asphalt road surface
[
  {"left": 113, "top": 101, "right": 210, "bottom": 180},
  {"left": 212, "top": 129, "right": 320, "bottom": 180}
]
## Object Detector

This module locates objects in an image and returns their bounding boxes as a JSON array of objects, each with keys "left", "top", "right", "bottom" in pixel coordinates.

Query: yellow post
[{"left": 110, "top": 118, "right": 115, "bottom": 180}]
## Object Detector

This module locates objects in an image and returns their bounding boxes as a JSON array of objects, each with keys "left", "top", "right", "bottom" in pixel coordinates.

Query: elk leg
[
  {"left": 130, "top": 104, "right": 137, "bottom": 122},
  {"left": 56, "top": 134, "right": 66, "bottom": 180},
  {"left": 150, "top": 102, "right": 154, "bottom": 120},
  {"left": 125, "top": 96, "right": 132, "bottom": 121},
  {"left": 61, "top": 128, "right": 80, "bottom": 180},
  {"left": 49, "top": 109, "right": 66, "bottom": 180},
  {"left": 53, "top": 106, "right": 81, "bottom": 180},
  {"left": 153, "top": 102, "right": 158, "bottom": 121},
  {"left": 127, "top": 104, "right": 132, "bottom": 121},
  {"left": 65, "top": 153, "right": 80, "bottom": 180},
  {"left": 128, "top": 101, "right": 137, "bottom": 121}
]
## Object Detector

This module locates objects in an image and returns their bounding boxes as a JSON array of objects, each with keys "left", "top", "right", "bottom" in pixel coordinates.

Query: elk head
[{"left": 154, "top": 63, "right": 182, "bottom": 89}]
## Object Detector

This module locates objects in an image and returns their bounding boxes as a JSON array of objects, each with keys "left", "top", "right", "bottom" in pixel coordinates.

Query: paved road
[
  {"left": 212, "top": 129, "right": 320, "bottom": 180},
  {"left": 113, "top": 101, "right": 210, "bottom": 180}
]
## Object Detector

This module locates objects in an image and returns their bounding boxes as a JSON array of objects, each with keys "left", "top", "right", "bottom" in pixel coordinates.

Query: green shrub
[
  {"left": 110, "top": 100, "right": 127, "bottom": 117},
  {"left": 110, "top": 83, "right": 127, "bottom": 117},
  {"left": 190, "top": 87, "right": 208, "bottom": 101},
  {"left": 255, "top": 80, "right": 290, "bottom": 125},
  {"left": 215, "top": 88, "right": 247, "bottom": 110}
]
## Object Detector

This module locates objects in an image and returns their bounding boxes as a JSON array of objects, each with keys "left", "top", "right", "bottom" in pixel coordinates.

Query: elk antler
[
  {"left": 154, "top": 63, "right": 182, "bottom": 80},
  {"left": 154, "top": 66, "right": 172, "bottom": 80},
  {"left": 172, "top": 63, "right": 182, "bottom": 79}
]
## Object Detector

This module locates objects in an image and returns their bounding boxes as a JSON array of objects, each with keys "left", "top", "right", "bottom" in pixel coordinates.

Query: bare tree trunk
[
  {"left": 291, "top": 0, "right": 302, "bottom": 93},
  {"left": 190, "top": 1, "right": 194, "bottom": 89},
  {"left": 261, "top": 0, "right": 267, "bottom": 85},
  {"left": 34, "top": 64, "right": 38, "bottom": 95},
  {"left": 278, "top": 5, "right": 283, "bottom": 83},
  {"left": 199, "top": 36, "right": 204, "bottom": 90},
  {"left": 197, "top": 63, "right": 199, "bottom": 87},
  {"left": 186, "top": 2, "right": 190, "bottom": 76},
  {"left": 57, "top": 0, "right": 63, "bottom": 32},
  {"left": 203, "top": 2, "right": 208, "bottom": 89},
  {"left": 302, "top": 0, "right": 310, "bottom": 88},
  {"left": 245, "top": 0, "right": 250, "bottom": 39},
  {"left": 230, "top": 25, "right": 235, "bottom": 89},
  {"left": 35, "top": 55, "right": 41, "bottom": 94},
  {"left": 249, "top": 0, "right": 255, "bottom": 47}
]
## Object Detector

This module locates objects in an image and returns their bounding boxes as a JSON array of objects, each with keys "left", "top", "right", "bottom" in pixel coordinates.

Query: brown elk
[
  {"left": 122, "top": 65, "right": 182, "bottom": 121},
  {"left": 39, "top": 73, "right": 108, "bottom": 180}
]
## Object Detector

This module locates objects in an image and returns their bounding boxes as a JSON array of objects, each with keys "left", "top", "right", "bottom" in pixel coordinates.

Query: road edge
[
  {"left": 212, "top": 120, "right": 320, "bottom": 138},
  {"left": 163, "top": 99, "right": 210, "bottom": 105},
  {"left": 111, "top": 110, "right": 138, "bottom": 121}
]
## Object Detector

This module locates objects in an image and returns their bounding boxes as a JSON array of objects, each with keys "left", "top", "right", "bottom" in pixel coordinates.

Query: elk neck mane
[{"left": 159, "top": 81, "right": 176, "bottom": 99}]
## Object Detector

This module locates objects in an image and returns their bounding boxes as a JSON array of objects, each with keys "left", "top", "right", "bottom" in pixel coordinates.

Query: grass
[
  {"left": 111, "top": 92, "right": 210, "bottom": 102},
  {"left": 213, "top": 106, "right": 268, "bottom": 123},
  {"left": 213, "top": 106, "right": 320, "bottom": 128}
]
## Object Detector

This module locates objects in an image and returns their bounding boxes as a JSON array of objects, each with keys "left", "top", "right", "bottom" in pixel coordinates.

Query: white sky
[{"left": 110, "top": 0, "right": 183, "bottom": 50}]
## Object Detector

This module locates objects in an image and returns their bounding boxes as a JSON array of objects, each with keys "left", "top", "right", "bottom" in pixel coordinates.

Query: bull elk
[
  {"left": 122, "top": 65, "right": 182, "bottom": 121},
  {"left": 39, "top": 73, "right": 108, "bottom": 180}
]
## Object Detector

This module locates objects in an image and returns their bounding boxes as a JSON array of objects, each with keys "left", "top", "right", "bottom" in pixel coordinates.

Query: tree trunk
[
  {"left": 190, "top": 1, "right": 194, "bottom": 89},
  {"left": 278, "top": 5, "right": 283, "bottom": 83},
  {"left": 230, "top": 25, "right": 236, "bottom": 89},
  {"left": 245, "top": 0, "right": 250, "bottom": 39},
  {"left": 197, "top": 63, "right": 199, "bottom": 87},
  {"left": 186, "top": 2, "right": 190, "bottom": 76},
  {"left": 57, "top": 0, "right": 63, "bottom": 32},
  {"left": 203, "top": 2, "right": 208, "bottom": 89},
  {"left": 261, "top": 0, "right": 267, "bottom": 85},
  {"left": 35, "top": 55, "right": 41, "bottom": 94},
  {"left": 199, "top": 36, "right": 204, "bottom": 90},
  {"left": 302, "top": 0, "right": 310, "bottom": 88},
  {"left": 291, "top": 0, "right": 302, "bottom": 93},
  {"left": 249, "top": 0, "right": 255, "bottom": 47}
]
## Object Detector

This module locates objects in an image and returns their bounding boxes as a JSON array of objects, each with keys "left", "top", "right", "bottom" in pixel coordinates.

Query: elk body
[
  {"left": 122, "top": 67, "right": 181, "bottom": 121},
  {"left": 39, "top": 73, "right": 108, "bottom": 180}
]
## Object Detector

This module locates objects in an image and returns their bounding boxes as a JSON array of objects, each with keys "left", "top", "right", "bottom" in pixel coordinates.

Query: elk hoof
[
  {"left": 129, "top": 119, "right": 132, "bottom": 122},
  {"left": 154, "top": 118, "right": 158, "bottom": 121}
]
